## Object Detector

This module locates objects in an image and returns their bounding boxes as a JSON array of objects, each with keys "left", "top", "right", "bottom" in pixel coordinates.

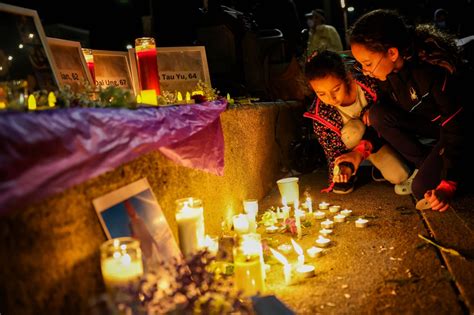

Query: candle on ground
[
  {"left": 314, "top": 211, "right": 325, "bottom": 220},
  {"left": 319, "top": 228, "right": 333, "bottom": 236},
  {"left": 315, "top": 235, "right": 331, "bottom": 247},
  {"left": 234, "top": 237, "right": 265, "bottom": 296},
  {"left": 233, "top": 214, "right": 250, "bottom": 235},
  {"left": 319, "top": 201, "right": 330, "bottom": 210},
  {"left": 175, "top": 198, "right": 205, "bottom": 258},
  {"left": 341, "top": 209, "right": 353, "bottom": 217},
  {"left": 296, "top": 264, "right": 315, "bottom": 278},
  {"left": 329, "top": 205, "right": 341, "bottom": 213},
  {"left": 355, "top": 218, "right": 369, "bottom": 228},
  {"left": 266, "top": 225, "right": 279, "bottom": 234},
  {"left": 277, "top": 244, "right": 292, "bottom": 254},
  {"left": 334, "top": 214, "right": 346, "bottom": 223},
  {"left": 270, "top": 248, "right": 293, "bottom": 285},
  {"left": 305, "top": 197, "right": 313, "bottom": 213},
  {"left": 203, "top": 235, "right": 219, "bottom": 256},
  {"left": 307, "top": 246, "right": 324, "bottom": 258},
  {"left": 291, "top": 238, "right": 305, "bottom": 266},
  {"left": 321, "top": 219, "right": 334, "bottom": 229},
  {"left": 295, "top": 211, "right": 302, "bottom": 239}
]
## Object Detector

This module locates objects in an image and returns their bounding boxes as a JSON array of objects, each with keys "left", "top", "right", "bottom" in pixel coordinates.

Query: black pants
[{"left": 369, "top": 103, "right": 442, "bottom": 199}]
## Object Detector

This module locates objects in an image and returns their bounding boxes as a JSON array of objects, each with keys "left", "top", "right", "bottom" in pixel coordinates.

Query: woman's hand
[
  {"left": 334, "top": 151, "right": 364, "bottom": 173},
  {"left": 424, "top": 189, "right": 450, "bottom": 212},
  {"left": 332, "top": 164, "right": 353, "bottom": 183}
]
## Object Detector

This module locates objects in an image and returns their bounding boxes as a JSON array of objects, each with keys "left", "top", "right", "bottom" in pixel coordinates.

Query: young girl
[
  {"left": 344, "top": 9, "right": 468, "bottom": 211},
  {"left": 304, "top": 50, "right": 409, "bottom": 194}
]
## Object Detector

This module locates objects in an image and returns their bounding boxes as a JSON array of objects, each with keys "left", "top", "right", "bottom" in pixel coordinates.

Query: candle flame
[
  {"left": 282, "top": 197, "right": 287, "bottom": 207},
  {"left": 27, "top": 94, "right": 36, "bottom": 110},
  {"left": 270, "top": 248, "right": 289, "bottom": 266},
  {"left": 291, "top": 239, "right": 303, "bottom": 256},
  {"left": 177, "top": 91, "right": 183, "bottom": 101},
  {"left": 185, "top": 92, "right": 191, "bottom": 101},
  {"left": 294, "top": 199, "right": 299, "bottom": 210}
]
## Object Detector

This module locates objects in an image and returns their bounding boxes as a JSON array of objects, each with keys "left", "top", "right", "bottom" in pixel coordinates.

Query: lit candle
[
  {"left": 27, "top": 94, "right": 36, "bottom": 110},
  {"left": 100, "top": 238, "right": 144, "bottom": 291},
  {"left": 266, "top": 225, "right": 279, "bottom": 234},
  {"left": 277, "top": 244, "right": 292, "bottom": 254},
  {"left": 307, "top": 246, "right": 324, "bottom": 258},
  {"left": 319, "top": 201, "right": 330, "bottom": 210},
  {"left": 192, "top": 90, "right": 204, "bottom": 96},
  {"left": 295, "top": 210, "right": 302, "bottom": 239},
  {"left": 321, "top": 219, "right": 334, "bottom": 229},
  {"left": 175, "top": 198, "right": 206, "bottom": 258},
  {"left": 355, "top": 218, "right": 369, "bottom": 228},
  {"left": 291, "top": 239, "right": 305, "bottom": 266},
  {"left": 270, "top": 248, "right": 293, "bottom": 285},
  {"left": 140, "top": 89, "right": 157, "bottom": 105},
  {"left": 177, "top": 91, "right": 183, "bottom": 102},
  {"left": 135, "top": 37, "right": 161, "bottom": 95},
  {"left": 243, "top": 199, "right": 258, "bottom": 215},
  {"left": 296, "top": 264, "right": 315, "bottom": 278},
  {"left": 234, "top": 235, "right": 265, "bottom": 296},
  {"left": 48, "top": 92, "right": 56, "bottom": 107},
  {"left": 315, "top": 235, "right": 331, "bottom": 248},
  {"left": 82, "top": 48, "right": 95, "bottom": 83},
  {"left": 276, "top": 177, "right": 299, "bottom": 205},
  {"left": 203, "top": 235, "right": 219, "bottom": 256},
  {"left": 246, "top": 212, "right": 257, "bottom": 233},
  {"left": 319, "top": 228, "right": 333, "bottom": 236},
  {"left": 305, "top": 197, "right": 313, "bottom": 213},
  {"left": 314, "top": 211, "right": 325, "bottom": 220},
  {"left": 329, "top": 205, "right": 341, "bottom": 213},
  {"left": 233, "top": 214, "right": 250, "bottom": 235},
  {"left": 276, "top": 206, "right": 284, "bottom": 219},
  {"left": 185, "top": 91, "right": 192, "bottom": 103},
  {"left": 341, "top": 209, "right": 353, "bottom": 217},
  {"left": 334, "top": 214, "right": 346, "bottom": 223}
]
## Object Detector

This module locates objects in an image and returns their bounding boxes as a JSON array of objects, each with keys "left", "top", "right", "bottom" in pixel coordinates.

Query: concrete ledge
[{"left": 0, "top": 101, "right": 304, "bottom": 315}]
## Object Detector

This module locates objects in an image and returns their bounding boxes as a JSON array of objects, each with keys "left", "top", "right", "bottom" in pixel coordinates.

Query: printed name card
[{"left": 92, "top": 50, "right": 135, "bottom": 93}]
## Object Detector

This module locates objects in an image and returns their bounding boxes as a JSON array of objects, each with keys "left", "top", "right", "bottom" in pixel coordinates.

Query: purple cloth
[{"left": 0, "top": 100, "right": 227, "bottom": 213}]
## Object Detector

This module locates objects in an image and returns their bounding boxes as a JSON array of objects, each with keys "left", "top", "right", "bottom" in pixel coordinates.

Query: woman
[
  {"left": 304, "top": 50, "right": 409, "bottom": 194},
  {"left": 343, "top": 9, "right": 468, "bottom": 211}
]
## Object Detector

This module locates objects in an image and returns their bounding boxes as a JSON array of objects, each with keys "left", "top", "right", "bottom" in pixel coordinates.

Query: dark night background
[{"left": 3, "top": 0, "right": 473, "bottom": 50}]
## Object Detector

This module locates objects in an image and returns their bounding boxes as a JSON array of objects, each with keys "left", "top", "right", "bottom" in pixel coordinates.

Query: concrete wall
[{"left": 0, "top": 102, "right": 304, "bottom": 315}]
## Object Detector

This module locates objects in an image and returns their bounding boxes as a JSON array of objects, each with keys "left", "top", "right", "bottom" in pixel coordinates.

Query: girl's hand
[
  {"left": 334, "top": 151, "right": 364, "bottom": 173},
  {"left": 424, "top": 189, "right": 450, "bottom": 212},
  {"left": 333, "top": 164, "right": 353, "bottom": 183}
]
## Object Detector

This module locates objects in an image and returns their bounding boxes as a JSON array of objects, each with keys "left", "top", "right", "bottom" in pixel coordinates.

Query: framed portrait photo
[
  {"left": 92, "top": 178, "right": 183, "bottom": 266},
  {"left": 47, "top": 37, "right": 93, "bottom": 91},
  {"left": 128, "top": 46, "right": 211, "bottom": 95},
  {"left": 0, "top": 3, "right": 59, "bottom": 93},
  {"left": 91, "top": 49, "right": 135, "bottom": 94}
]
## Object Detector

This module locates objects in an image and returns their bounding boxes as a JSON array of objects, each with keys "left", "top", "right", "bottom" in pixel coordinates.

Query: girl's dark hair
[
  {"left": 349, "top": 9, "right": 460, "bottom": 70},
  {"left": 305, "top": 50, "right": 351, "bottom": 90}
]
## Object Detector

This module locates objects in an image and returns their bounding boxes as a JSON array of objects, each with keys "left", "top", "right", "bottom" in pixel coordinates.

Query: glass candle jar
[
  {"left": 233, "top": 233, "right": 265, "bottom": 296},
  {"left": 100, "top": 237, "right": 144, "bottom": 292},
  {"left": 135, "top": 37, "right": 161, "bottom": 96},
  {"left": 175, "top": 197, "right": 205, "bottom": 258},
  {"left": 82, "top": 48, "right": 95, "bottom": 84}
]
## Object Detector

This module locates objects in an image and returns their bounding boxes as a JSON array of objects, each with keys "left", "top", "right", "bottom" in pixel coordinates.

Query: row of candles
[{"left": 99, "top": 176, "right": 370, "bottom": 300}]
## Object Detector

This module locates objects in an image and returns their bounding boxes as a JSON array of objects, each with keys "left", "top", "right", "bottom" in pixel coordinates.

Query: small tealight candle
[
  {"left": 307, "top": 246, "right": 324, "bottom": 258},
  {"left": 305, "top": 197, "right": 313, "bottom": 213},
  {"left": 203, "top": 235, "right": 219, "bottom": 256},
  {"left": 266, "top": 225, "right": 279, "bottom": 234},
  {"left": 329, "top": 205, "right": 341, "bottom": 213},
  {"left": 315, "top": 236, "right": 331, "bottom": 248},
  {"left": 296, "top": 264, "right": 315, "bottom": 278},
  {"left": 319, "top": 201, "right": 330, "bottom": 210},
  {"left": 341, "top": 209, "right": 352, "bottom": 217},
  {"left": 334, "top": 214, "right": 346, "bottom": 223},
  {"left": 355, "top": 218, "right": 369, "bottom": 228},
  {"left": 233, "top": 214, "right": 250, "bottom": 235},
  {"left": 278, "top": 244, "right": 292, "bottom": 254},
  {"left": 314, "top": 211, "right": 325, "bottom": 220},
  {"left": 319, "top": 228, "right": 333, "bottom": 236},
  {"left": 321, "top": 219, "right": 334, "bottom": 229}
]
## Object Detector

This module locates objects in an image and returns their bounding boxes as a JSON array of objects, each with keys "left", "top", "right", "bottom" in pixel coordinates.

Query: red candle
[
  {"left": 82, "top": 49, "right": 96, "bottom": 84},
  {"left": 135, "top": 38, "right": 161, "bottom": 95}
]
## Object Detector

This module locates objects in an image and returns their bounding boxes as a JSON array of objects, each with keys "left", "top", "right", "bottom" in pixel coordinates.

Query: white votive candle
[
  {"left": 329, "top": 205, "right": 341, "bottom": 213},
  {"left": 306, "top": 246, "right": 324, "bottom": 258},
  {"left": 175, "top": 198, "right": 205, "bottom": 258},
  {"left": 321, "top": 219, "right": 334, "bottom": 229},
  {"left": 296, "top": 264, "right": 315, "bottom": 278},
  {"left": 319, "top": 228, "right": 333, "bottom": 236},
  {"left": 305, "top": 197, "right": 313, "bottom": 213},
  {"left": 243, "top": 199, "right": 258, "bottom": 214},
  {"left": 341, "top": 209, "right": 352, "bottom": 217},
  {"left": 314, "top": 211, "right": 325, "bottom": 220},
  {"left": 315, "top": 236, "right": 331, "bottom": 248},
  {"left": 233, "top": 214, "right": 250, "bottom": 235},
  {"left": 278, "top": 244, "right": 292, "bottom": 254},
  {"left": 319, "top": 201, "right": 330, "bottom": 210},
  {"left": 334, "top": 214, "right": 346, "bottom": 223},
  {"left": 266, "top": 225, "right": 279, "bottom": 234},
  {"left": 355, "top": 218, "right": 369, "bottom": 228}
]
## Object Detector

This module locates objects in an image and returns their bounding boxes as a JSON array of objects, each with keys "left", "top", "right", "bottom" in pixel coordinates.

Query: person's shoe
[
  {"left": 394, "top": 169, "right": 419, "bottom": 195},
  {"left": 333, "top": 176, "right": 356, "bottom": 194},
  {"left": 371, "top": 166, "right": 386, "bottom": 182}
]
